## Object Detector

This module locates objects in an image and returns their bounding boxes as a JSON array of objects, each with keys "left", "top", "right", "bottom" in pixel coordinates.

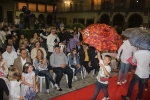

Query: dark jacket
[{"left": 78, "top": 45, "right": 91, "bottom": 65}]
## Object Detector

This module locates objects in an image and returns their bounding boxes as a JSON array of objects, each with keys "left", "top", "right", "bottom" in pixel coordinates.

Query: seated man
[
  {"left": 2, "top": 44, "right": 17, "bottom": 68},
  {"left": 50, "top": 45, "right": 73, "bottom": 89}
]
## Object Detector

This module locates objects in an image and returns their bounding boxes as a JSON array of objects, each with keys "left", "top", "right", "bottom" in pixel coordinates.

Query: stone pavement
[{"left": 4, "top": 71, "right": 118, "bottom": 100}]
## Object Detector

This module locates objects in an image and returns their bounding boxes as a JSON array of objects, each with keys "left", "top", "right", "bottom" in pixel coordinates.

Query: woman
[
  {"left": 0, "top": 53, "right": 8, "bottom": 77},
  {"left": 78, "top": 43, "right": 93, "bottom": 77},
  {"left": 69, "top": 48, "right": 81, "bottom": 80},
  {"left": 30, "top": 33, "right": 43, "bottom": 50},
  {"left": 0, "top": 53, "right": 9, "bottom": 100},
  {"left": 1, "top": 26, "right": 11, "bottom": 42},
  {"left": 33, "top": 49, "right": 62, "bottom": 94},
  {"left": 31, "top": 41, "right": 46, "bottom": 59},
  {"left": 117, "top": 39, "right": 137, "bottom": 85},
  {"left": 19, "top": 34, "right": 28, "bottom": 48}
]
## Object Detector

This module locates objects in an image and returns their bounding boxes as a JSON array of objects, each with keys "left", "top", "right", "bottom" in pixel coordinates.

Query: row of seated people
[{"left": 0, "top": 42, "right": 118, "bottom": 96}]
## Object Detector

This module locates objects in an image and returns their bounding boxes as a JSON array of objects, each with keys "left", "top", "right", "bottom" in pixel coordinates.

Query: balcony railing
[{"left": 56, "top": 2, "right": 150, "bottom": 13}]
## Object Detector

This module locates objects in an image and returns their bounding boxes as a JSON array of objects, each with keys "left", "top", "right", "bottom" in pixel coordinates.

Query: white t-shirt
[{"left": 96, "top": 60, "right": 111, "bottom": 84}]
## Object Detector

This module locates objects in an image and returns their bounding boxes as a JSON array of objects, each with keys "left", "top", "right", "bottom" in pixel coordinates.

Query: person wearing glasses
[{"left": 13, "top": 48, "right": 31, "bottom": 73}]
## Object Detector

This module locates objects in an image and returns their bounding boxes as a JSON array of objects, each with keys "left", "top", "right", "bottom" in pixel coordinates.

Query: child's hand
[
  {"left": 19, "top": 96, "right": 24, "bottom": 100},
  {"left": 99, "top": 63, "right": 104, "bottom": 67},
  {"left": 29, "top": 84, "right": 33, "bottom": 88},
  {"left": 33, "top": 87, "right": 36, "bottom": 92}
]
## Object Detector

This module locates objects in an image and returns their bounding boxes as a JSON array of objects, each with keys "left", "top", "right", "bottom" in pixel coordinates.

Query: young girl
[
  {"left": 8, "top": 67, "right": 24, "bottom": 100},
  {"left": 69, "top": 48, "right": 81, "bottom": 80},
  {"left": 92, "top": 51, "right": 111, "bottom": 100},
  {"left": 21, "top": 62, "right": 37, "bottom": 98}
]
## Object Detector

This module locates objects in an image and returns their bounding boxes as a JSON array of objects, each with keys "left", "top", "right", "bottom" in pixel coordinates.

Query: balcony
[{"left": 55, "top": 2, "right": 150, "bottom": 13}]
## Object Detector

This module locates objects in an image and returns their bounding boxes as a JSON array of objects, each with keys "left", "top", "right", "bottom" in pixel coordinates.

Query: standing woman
[
  {"left": 117, "top": 39, "right": 137, "bottom": 85},
  {"left": 33, "top": 49, "right": 62, "bottom": 94}
]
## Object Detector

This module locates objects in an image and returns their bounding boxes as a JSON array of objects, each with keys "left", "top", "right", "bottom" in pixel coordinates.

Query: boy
[{"left": 92, "top": 51, "right": 111, "bottom": 100}]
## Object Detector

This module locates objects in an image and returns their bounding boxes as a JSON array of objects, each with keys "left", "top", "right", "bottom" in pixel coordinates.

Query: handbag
[{"left": 24, "top": 87, "right": 36, "bottom": 100}]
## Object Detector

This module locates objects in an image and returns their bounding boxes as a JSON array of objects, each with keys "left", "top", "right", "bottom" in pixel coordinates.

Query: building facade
[
  {"left": 0, "top": 0, "right": 150, "bottom": 29},
  {"left": 0, "top": 0, "right": 57, "bottom": 26},
  {"left": 55, "top": 0, "right": 150, "bottom": 29}
]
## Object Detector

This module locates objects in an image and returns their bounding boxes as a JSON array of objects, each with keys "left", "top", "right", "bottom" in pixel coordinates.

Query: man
[
  {"left": 13, "top": 48, "right": 31, "bottom": 73},
  {"left": 50, "top": 45, "right": 73, "bottom": 89},
  {"left": 24, "top": 8, "right": 31, "bottom": 29},
  {"left": 121, "top": 48, "right": 150, "bottom": 100},
  {"left": 7, "top": 38, "right": 16, "bottom": 51},
  {"left": 2, "top": 44, "right": 17, "bottom": 68},
  {"left": 47, "top": 28, "right": 60, "bottom": 57}
]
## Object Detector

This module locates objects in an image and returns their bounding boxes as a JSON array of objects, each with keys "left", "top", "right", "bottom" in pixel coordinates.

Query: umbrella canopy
[
  {"left": 122, "top": 28, "right": 150, "bottom": 49},
  {"left": 81, "top": 24, "right": 122, "bottom": 51}
]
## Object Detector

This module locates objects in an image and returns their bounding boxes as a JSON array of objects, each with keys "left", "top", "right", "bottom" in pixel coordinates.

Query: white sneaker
[
  {"left": 102, "top": 97, "right": 109, "bottom": 100},
  {"left": 74, "top": 76, "right": 77, "bottom": 80},
  {"left": 46, "top": 89, "right": 50, "bottom": 94},
  {"left": 122, "top": 80, "right": 127, "bottom": 84},
  {"left": 117, "top": 82, "right": 121, "bottom": 85}
]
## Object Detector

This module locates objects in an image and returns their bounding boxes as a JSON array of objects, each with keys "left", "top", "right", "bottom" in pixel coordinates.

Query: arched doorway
[
  {"left": 128, "top": 13, "right": 143, "bottom": 28},
  {"left": 0, "top": 5, "right": 3, "bottom": 22},
  {"left": 47, "top": 14, "right": 52, "bottom": 25},
  {"left": 30, "top": 14, "right": 36, "bottom": 25},
  {"left": 38, "top": 14, "right": 44, "bottom": 22},
  {"left": 19, "top": 13, "right": 24, "bottom": 22},
  {"left": 100, "top": 14, "right": 110, "bottom": 25},
  {"left": 113, "top": 14, "right": 124, "bottom": 28}
]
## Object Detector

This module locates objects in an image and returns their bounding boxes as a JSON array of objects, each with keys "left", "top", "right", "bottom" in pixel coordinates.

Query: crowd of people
[{"left": 0, "top": 21, "right": 150, "bottom": 100}]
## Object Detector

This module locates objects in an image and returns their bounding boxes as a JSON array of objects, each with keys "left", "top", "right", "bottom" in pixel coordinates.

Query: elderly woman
[
  {"left": 33, "top": 49, "right": 62, "bottom": 94},
  {"left": 31, "top": 41, "right": 46, "bottom": 59}
]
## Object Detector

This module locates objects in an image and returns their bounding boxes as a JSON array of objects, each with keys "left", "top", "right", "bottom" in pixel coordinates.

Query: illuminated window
[
  {"left": 47, "top": 5, "right": 53, "bottom": 12},
  {"left": 29, "top": 3, "right": 36, "bottom": 11},
  {"left": 54, "top": 6, "right": 57, "bottom": 11},
  {"left": 18, "top": 2, "right": 27, "bottom": 11},
  {"left": 38, "top": 4, "right": 45, "bottom": 12}
]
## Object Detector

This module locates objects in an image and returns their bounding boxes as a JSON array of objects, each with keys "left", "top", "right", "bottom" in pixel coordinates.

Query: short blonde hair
[{"left": 8, "top": 67, "right": 21, "bottom": 81}]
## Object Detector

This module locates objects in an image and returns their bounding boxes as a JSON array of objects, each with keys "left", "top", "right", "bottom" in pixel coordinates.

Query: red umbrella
[{"left": 81, "top": 24, "right": 122, "bottom": 51}]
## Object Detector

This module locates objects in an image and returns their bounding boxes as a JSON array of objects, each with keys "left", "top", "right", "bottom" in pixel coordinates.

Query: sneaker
[
  {"left": 54, "top": 84, "right": 62, "bottom": 91},
  {"left": 122, "top": 80, "right": 127, "bottom": 84},
  {"left": 46, "top": 89, "right": 50, "bottom": 95},
  {"left": 121, "top": 95, "right": 129, "bottom": 100},
  {"left": 117, "top": 82, "right": 121, "bottom": 85},
  {"left": 102, "top": 97, "right": 109, "bottom": 100},
  {"left": 74, "top": 76, "right": 77, "bottom": 80}
]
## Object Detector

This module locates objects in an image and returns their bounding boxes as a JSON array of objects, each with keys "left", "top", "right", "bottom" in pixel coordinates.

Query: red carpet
[{"left": 51, "top": 75, "right": 150, "bottom": 100}]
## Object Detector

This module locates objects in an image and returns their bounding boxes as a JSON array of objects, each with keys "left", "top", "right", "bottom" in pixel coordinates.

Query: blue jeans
[
  {"left": 118, "top": 61, "right": 130, "bottom": 81},
  {"left": 145, "top": 75, "right": 150, "bottom": 88},
  {"left": 92, "top": 81, "right": 109, "bottom": 100},
  {"left": 127, "top": 74, "right": 147, "bottom": 99},
  {"left": 38, "top": 70, "right": 55, "bottom": 89},
  {"left": 71, "top": 65, "right": 82, "bottom": 76}
]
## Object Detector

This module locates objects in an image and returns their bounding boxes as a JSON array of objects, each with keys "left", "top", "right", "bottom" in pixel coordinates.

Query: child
[
  {"left": 8, "top": 67, "right": 24, "bottom": 100},
  {"left": 69, "top": 48, "right": 81, "bottom": 80},
  {"left": 92, "top": 51, "right": 111, "bottom": 100},
  {"left": 21, "top": 62, "right": 37, "bottom": 98}
]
